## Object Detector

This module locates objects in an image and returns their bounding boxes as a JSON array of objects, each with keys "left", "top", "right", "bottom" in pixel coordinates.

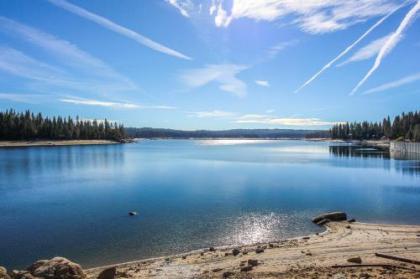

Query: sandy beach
[
  {"left": 0, "top": 140, "right": 119, "bottom": 148},
  {"left": 86, "top": 221, "right": 420, "bottom": 278}
]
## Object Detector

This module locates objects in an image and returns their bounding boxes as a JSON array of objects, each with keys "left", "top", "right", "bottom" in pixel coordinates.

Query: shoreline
[
  {"left": 0, "top": 140, "right": 120, "bottom": 148},
  {"left": 85, "top": 221, "right": 420, "bottom": 278}
]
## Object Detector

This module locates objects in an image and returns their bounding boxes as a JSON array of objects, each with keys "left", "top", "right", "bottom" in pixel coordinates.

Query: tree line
[
  {"left": 330, "top": 111, "right": 420, "bottom": 141},
  {"left": 0, "top": 109, "right": 126, "bottom": 141}
]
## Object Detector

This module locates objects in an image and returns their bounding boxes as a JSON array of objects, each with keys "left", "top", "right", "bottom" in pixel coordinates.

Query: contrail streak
[
  {"left": 47, "top": 0, "right": 191, "bottom": 60},
  {"left": 294, "top": 2, "right": 408, "bottom": 94},
  {"left": 350, "top": 0, "right": 420, "bottom": 95}
]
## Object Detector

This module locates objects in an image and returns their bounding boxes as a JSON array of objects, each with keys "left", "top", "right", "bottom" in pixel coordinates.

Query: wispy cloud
[
  {"left": 61, "top": 98, "right": 140, "bottom": 109},
  {"left": 211, "top": 0, "right": 401, "bottom": 34},
  {"left": 0, "top": 46, "right": 134, "bottom": 94},
  {"left": 180, "top": 64, "right": 248, "bottom": 97},
  {"left": 166, "top": 0, "right": 192, "bottom": 17},
  {"left": 235, "top": 114, "right": 339, "bottom": 127},
  {"left": 60, "top": 97, "right": 176, "bottom": 110},
  {"left": 0, "top": 93, "right": 45, "bottom": 104},
  {"left": 351, "top": 0, "right": 420, "bottom": 95},
  {"left": 267, "top": 40, "right": 298, "bottom": 59},
  {"left": 47, "top": 0, "right": 191, "bottom": 60},
  {"left": 255, "top": 80, "right": 270, "bottom": 87},
  {"left": 337, "top": 34, "right": 392, "bottom": 67},
  {"left": 294, "top": 2, "right": 405, "bottom": 93},
  {"left": 363, "top": 72, "right": 420, "bottom": 94},
  {"left": 188, "top": 110, "right": 235, "bottom": 118},
  {"left": 0, "top": 17, "right": 136, "bottom": 92}
]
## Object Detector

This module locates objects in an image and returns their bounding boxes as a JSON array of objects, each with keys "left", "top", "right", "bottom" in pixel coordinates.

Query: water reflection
[
  {"left": 329, "top": 144, "right": 420, "bottom": 176},
  {"left": 329, "top": 144, "right": 390, "bottom": 159}
]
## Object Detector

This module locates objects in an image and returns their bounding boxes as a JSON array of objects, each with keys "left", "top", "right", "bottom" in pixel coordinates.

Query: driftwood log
[{"left": 375, "top": 252, "right": 420, "bottom": 266}]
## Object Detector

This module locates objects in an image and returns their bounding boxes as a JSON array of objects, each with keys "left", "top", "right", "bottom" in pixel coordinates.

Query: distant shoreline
[{"left": 0, "top": 140, "right": 119, "bottom": 148}]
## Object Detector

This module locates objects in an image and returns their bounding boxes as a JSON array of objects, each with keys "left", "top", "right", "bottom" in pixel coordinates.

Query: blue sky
[{"left": 0, "top": 0, "right": 419, "bottom": 129}]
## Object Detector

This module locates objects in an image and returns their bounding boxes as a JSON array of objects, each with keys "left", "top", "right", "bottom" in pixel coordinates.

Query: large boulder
[
  {"left": 26, "top": 257, "right": 86, "bottom": 279},
  {"left": 0, "top": 266, "right": 11, "bottom": 279},
  {"left": 312, "top": 212, "right": 347, "bottom": 224}
]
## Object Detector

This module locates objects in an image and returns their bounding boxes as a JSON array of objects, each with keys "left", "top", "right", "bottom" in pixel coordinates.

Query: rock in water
[
  {"left": 97, "top": 267, "right": 116, "bottom": 279},
  {"left": 312, "top": 212, "right": 347, "bottom": 224},
  {"left": 128, "top": 211, "right": 137, "bottom": 216},
  {"left": 27, "top": 257, "right": 86, "bottom": 279}
]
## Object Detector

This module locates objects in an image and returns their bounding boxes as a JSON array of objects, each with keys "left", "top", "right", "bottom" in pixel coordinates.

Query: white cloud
[
  {"left": 188, "top": 110, "right": 235, "bottom": 118},
  {"left": 60, "top": 97, "right": 176, "bottom": 110},
  {"left": 61, "top": 98, "right": 140, "bottom": 109},
  {"left": 337, "top": 34, "right": 392, "bottom": 66},
  {"left": 180, "top": 64, "right": 248, "bottom": 97},
  {"left": 255, "top": 80, "right": 270, "bottom": 87},
  {"left": 166, "top": 0, "right": 193, "bottom": 17},
  {"left": 363, "top": 72, "right": 420, "bottom": 94},
  {"left": 351, "top": 1, "right": 420, "bottom": 95},
  {"left": 295, "top": 2, "right": 405, "bottom": 93},
  {"left": 211, "top": 0, "right": 400, "bottom": 34},
  {"left": 0, "top": 17, "right": 136, "bottom": 92},
  {"left": 235, "top": 114, "right": 339, "bottom": 126},
  {"left": 47, "top": 0, "right": 191, "bottom": 60}
]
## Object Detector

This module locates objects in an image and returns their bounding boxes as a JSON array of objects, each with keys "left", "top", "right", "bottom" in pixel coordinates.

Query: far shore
[
  {"left": 0, "top": 139, "right": 120, "bottom": 148},
  {"left": 84, "top": 219, "right": 420, "bottom": 278}
]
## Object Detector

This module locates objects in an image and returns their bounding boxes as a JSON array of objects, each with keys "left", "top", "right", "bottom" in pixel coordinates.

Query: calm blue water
[{"left": 1, "top": 140, "right": 420, "bottom": 269}]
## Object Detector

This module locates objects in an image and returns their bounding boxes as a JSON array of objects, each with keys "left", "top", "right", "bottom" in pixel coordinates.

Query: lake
[{"left": 1, "top": 139, "right": 420, "bottom": 269}]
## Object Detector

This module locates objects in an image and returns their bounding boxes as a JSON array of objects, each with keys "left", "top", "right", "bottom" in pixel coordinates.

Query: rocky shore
[{"left": 2, "top": 215, "right": 420, "bottom": 279}]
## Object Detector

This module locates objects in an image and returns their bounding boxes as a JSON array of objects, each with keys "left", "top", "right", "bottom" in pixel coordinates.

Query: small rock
[
  {"left": 222, "top": 271, "right": 234, "bottom": 278},
  {"left": 182, "top": 255, "right": 187, "bottom": 260},
  {"left": 224, "top": 252, "right": 230, "bottom": 257},
  {"left": 248, "top": 259, "right": 258, "bottom": 267},
  {"left": 255, "top": 247, "right": 264, "bottom": 254},
  {"left": 232, "top": 248, "right": 240, "bottom": 256},
  {"left": 306, "top": 252, "right": 312, "bottom": 256},
  {"left": 212, "top": 268, "right": 223, "bottom": 273},
  {"left": 242, "top": 250, "right": 248, "bottom": 255},
  {"left": 209, "top": 247, "right": 215, "bottom": 252},
  {"left": 97, "top": 267, "right": 116, "bottom": 279},
  {"left": 269, "top": 243, "right": 274, "bottom": 248},
  {"left": 348, "top": 218, "right": 356, "bottom": 223},
  {"left": 302, "top": 236, "right": 310, "bottom": 240},
  {"left": 200, "top": 252, "right": 204, "bottom": 256},
  {"left": 128, "top": 211, "right": 137, "bottom": 216},
  {"left": 240, "top": 266, "right": 252, "bottom": 272},
  {"left": 347, "top": 256, "right": 362, "bottom": 264},
  {"left": 346, "top": 225, "right": 351, "bottom": 229}
]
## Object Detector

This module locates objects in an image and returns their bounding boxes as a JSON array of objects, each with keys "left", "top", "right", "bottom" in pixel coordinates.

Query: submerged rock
[
  {"left": 312, "top": 212, "right": 347, "bottom": 224},
  {"left": 128, "top": 211, "right": 137, "bottom": 216}
]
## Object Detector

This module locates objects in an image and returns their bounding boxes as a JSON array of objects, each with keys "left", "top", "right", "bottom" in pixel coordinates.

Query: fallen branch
[
  {"left": 375, "top": 253, "right": 420, "bottom": 266},
  {"left": 332, "top": 264, "right": 418, "bottom": 272}
]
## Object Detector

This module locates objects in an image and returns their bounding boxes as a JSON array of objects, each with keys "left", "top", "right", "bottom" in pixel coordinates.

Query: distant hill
[{"left": 125, "top": 127, "right": 329, "bottom": 139}]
